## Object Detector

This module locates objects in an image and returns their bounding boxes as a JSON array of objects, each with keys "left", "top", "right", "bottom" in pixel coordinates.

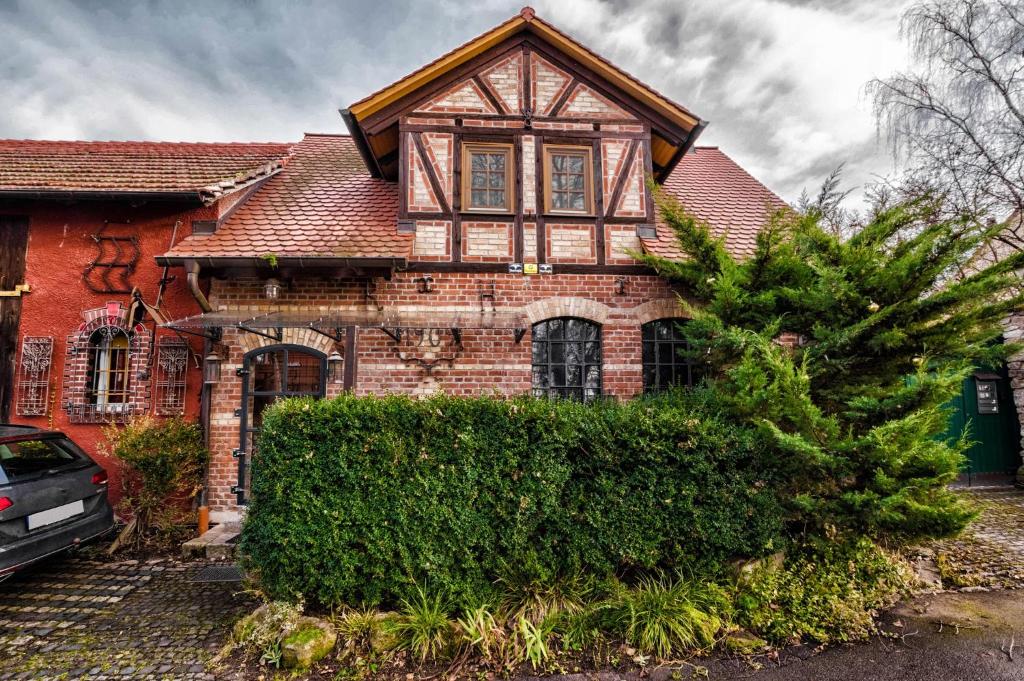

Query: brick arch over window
[
  {"left": 63, "top": 302, "right": 152, "bottom": 424},
  {"left": 632, "top": 298, "right": 686, "bottom": 325},
  {"left": 524, "top": 297, "right": 610, "bottom": 325},
  {"left": 236, "top": 326, "right": 337, "bottom": 357}
]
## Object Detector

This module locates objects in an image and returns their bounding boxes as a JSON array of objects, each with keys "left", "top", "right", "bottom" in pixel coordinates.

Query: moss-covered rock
[{"left": 281, "top": 617, "right": 337, "bottom": 669}]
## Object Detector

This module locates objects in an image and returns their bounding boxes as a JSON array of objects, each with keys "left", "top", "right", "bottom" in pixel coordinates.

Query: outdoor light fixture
[
  {"left": 615, "top": 276, "right": 627, "bottom": 295},
  {"left": 264, "top": 278, "right": 282, "bottom": 300},
  {"left": 327, "top": 351, "right": 344, "bottom": 383},
  {"left": 203, "top": 352, "right": 222, "bottom": 385}
]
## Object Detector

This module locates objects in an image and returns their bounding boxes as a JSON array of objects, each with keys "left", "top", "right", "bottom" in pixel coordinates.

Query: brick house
[{"left": 2, "top": 8, "right": 790, "bottom": 519}]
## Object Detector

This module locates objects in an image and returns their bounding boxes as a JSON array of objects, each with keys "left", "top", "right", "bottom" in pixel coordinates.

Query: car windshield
[{"left": 0, "top": 438, "right": 86, "bottom": 483}]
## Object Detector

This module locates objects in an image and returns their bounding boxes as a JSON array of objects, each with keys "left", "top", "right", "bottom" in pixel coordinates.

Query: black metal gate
[{"left": 236, "top": 345, "right": 326, "bottom": 504}]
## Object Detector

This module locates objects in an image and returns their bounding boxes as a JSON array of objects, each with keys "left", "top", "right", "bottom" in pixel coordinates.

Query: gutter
[
  {"left": 339, "top": 108, "right": 385, "bottom": 179},
  {"left": 0, "top": 189, "right": 204, "bottom": 203},
  {"left": 157, "top": 255, "right": 408, "bottom": 270},
  {"left": 656, "top": 119, "right": 708, "bottom": 183}
]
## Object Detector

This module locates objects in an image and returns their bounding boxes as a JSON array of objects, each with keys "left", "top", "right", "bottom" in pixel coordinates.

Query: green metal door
[{"left": 944, "top": 365, "right": 1021, "bottom": 475}]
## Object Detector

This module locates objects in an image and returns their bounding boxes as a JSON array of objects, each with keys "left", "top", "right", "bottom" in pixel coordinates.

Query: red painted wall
[{"left": 0, "top": 199, "right": 207, "bottom": 504}]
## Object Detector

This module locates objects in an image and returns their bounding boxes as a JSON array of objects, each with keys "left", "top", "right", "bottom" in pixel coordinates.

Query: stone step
[{"left": 181, "top": 525, "right": 240, "bottom": 560}]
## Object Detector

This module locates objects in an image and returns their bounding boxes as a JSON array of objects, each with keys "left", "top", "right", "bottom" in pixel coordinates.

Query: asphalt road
[{"left": 706, "top": 590, "right": 1024, "bottom": 681}]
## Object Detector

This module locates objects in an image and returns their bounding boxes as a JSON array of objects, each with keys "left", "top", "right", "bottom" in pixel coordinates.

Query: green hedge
[{"left": 241, "top": 391, "right": 784, "bottom": 607}]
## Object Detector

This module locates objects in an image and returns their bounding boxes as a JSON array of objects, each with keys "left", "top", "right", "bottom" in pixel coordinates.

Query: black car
[{"left": 0, "top": 425, "right": 115, "bottom": 578}]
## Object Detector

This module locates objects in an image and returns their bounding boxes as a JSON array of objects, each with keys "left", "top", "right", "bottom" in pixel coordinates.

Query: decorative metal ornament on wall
[
  {"left": 83, "top": 221, "right": 140, "bottom": 294},
  {"left": 15, "top": 336, "right": 53, "bottom": 416},
  {"left": 63, "top": 303, "right": 152, "bottom": 424},
  {"left": 395, "top": 327, "right": 463, "bottom": 375},
  {"left": 154, "top": 337, "right": 189, "bottom": 415}
]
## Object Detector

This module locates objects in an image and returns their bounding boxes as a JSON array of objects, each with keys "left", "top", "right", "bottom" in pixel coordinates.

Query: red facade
[{"left": 0, "top": 9, "right": 787, "bottom": 519}]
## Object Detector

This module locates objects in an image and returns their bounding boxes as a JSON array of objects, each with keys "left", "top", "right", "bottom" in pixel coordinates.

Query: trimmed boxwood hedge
[{"left": 241, "top": 390, "right": 784, "bottom": 607}]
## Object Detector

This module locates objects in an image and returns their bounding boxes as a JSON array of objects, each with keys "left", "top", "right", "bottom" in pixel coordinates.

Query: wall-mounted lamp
[
  {"left": 203, "top": 351, "right": 222, "bottom": 385},
  {"left": 327, "top": 351, "right": 344, "bottom": 383},
  {"left": 264, "top": 278, "right": 282, "bottom": 300},
  {"left": 615, "top": 277, "right": 627, "bottom": 295}
]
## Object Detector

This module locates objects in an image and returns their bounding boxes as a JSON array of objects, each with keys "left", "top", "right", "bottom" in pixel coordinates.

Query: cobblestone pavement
[
  {"left": 930, "top": 486, "right": 1024, "bottom": 589},
  {"left": 0, "top": 556, "right": 255, "bottom": 680}
]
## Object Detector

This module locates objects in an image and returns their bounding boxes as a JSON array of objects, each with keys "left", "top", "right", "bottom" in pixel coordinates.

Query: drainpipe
[
  {"left": 185, "top": 259, "right": 212, "bottom": 313},
  {"left": 186, "top": 259, "right": 214, "bottom": 533}
]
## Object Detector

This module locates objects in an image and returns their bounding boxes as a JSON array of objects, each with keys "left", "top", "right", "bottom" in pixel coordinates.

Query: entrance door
[
  {"left": 0, "top": 217, "right": 29, "bottom": 423},
  {"left": 237, "top": 345, "right": 326, "bottom": 504},
  {"left": 944, "top": 365, "right": 1021, "bottom": 479}
]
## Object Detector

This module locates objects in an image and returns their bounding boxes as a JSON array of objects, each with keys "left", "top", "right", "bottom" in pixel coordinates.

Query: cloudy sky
[{"left": 0, "top": 0, "right": 912, "bottom": 206}]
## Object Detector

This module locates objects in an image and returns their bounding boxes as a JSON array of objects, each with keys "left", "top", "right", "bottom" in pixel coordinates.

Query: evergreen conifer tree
[{"left": 641, "top": 191, "right": 1024, "bottom": 540}]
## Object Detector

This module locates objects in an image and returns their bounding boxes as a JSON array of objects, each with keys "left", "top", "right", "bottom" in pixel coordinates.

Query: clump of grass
[
  {"left": 497, "top": 569, "right": 595, "bottom": 624},
  {"left": 393, "top": 587, "right": 455, "bottom": 662},
  {"left": 605, "top": 572, "right": 729, "bottom": 658}
]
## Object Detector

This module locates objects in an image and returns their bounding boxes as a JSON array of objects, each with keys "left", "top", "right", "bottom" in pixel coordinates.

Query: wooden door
[{"left": 0, "top": 216, "right": 29, "bottom": 422}]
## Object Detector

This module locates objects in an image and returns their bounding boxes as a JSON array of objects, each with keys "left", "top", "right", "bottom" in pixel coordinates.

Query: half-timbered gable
[{"left": 342, "top": 7, "right": 704, "bottom": 271}]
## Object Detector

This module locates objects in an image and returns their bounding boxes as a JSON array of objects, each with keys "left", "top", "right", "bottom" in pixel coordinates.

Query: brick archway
[
  {"left": 524, "top": 297, "right": 611, "bottom": 324},
  {"left": 631, "top": 297, "right": 685, "bottom": 325}
]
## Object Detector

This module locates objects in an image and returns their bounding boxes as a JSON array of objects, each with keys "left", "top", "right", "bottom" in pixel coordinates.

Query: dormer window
[
  {"left": 463, "top": 143, "right": 512, "bottom": 212},
  {"left": 544, "top": 146, "right": 593, "bottom": 215}
]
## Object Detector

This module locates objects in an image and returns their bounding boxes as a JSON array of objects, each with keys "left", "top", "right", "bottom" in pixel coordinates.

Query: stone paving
[
  {"left": 930, "top": 486, "right": 1024, "bottom": 589},
  {"left": 0, "top": 556, "right": 255, "bottom": 680}
]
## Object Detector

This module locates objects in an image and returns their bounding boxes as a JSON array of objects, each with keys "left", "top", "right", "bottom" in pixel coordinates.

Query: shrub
[
  {"left": 102, "top": 416, "right": 208, "bottom": 553},
  {"left": 734, "top": 538, "right": 912, "bottom": 644},
  {"left": 241, "top": 390, "right": 784, "bottom": 607}
]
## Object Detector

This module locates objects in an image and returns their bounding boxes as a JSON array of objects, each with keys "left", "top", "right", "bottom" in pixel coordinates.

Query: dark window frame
[
  {"left": 85, "top": 326, "right": 132, "bottom": 409},
  {"left": 642, "top": 318, "right": 703, "bottom": 392},
  {"left": 542, "top": 145, "right": 594, "bottom": 215},
  {"left": 531, "top": 317, "right": 602, "bottom": 401}
]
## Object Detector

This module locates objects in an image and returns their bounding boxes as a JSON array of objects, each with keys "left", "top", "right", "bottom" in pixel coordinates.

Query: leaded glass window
[
  {"left": 532, "top": 317, "right": 602, "bottom": 401},
  {"left": 464, "top": 144, "right": 511, "bottom": 211},
  {"left": 642, "top": 319, "right": 703, "bottom": 392},
  {"left": 544, "top": 146, "right": 592, "bottom": 214}
]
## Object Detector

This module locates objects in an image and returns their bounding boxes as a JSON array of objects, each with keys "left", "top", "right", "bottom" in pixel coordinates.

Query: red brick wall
[
  {"left": 1, "top": 200, "right": 206, "bottom": 502},
  {"left": 201, "top": 271, "right": 683, "bottom": 516}
]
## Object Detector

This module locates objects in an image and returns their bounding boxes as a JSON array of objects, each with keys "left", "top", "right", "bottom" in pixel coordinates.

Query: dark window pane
[
  {"left": 642, "top": 319, "right": 699, "bottom": 393},
  {"left": 659, "top": 364, "right": 674, "bottom": 389},
  {"left": 491, "top": 191, "right": 505, "bottom": 206},
  {"left": 489, "top": 153, "right": 505, "bottom": 171},
  {"left": 532, "top": 341, "right": 547, "bottom": 364},
  {"left": 568, "top": 155, "right": 585, "bottom": 173},
  {"left": 551, "top": 343, "right": 565, "bottom": 364},
  {"left": 471, "top": 172, "right": 486, "bottom": 188},
  {"left": 472, "top": 153, "right": 487, "bottom": 170},
  {"left": 532, "top": 317, "right": 602, "bottom": 401},
  {"left": 552, "top": 155, "right": 565, "bottom": 172},
  {"left": 570, "top": 193, "right": 585, "bottom": 210}
]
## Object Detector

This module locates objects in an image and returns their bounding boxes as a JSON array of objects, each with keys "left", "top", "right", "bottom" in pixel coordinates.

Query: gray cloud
[{"left": 0, "top": 0, "right": 911, "bottom": 207}]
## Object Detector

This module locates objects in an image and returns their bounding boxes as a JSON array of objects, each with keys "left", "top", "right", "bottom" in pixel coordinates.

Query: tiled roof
[
  {"left": 164, "top": 134, "right": 411, "bottom": 260},
  {"left": 0, "top": 139, "right": 293, "bottom": 203},
  {"left": 643, "top": 146, "right": 789, "bottom": 259},
  {"left": 163, "top": 138, "right": 781, "bottom": 263}
]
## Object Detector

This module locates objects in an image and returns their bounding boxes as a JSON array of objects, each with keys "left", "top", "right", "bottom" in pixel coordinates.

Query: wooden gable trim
[
  {"left": 349, "top": 14, "right": 528, "bottom": 120},
  {"left": 361, "top": 40, "right": 525, "bottom": 135},
  {"left": 348, "top": 10, "right": 700, "bottom": 132},
  {"left": 359, "top": 34, "right": 695, "bottom": 144}
]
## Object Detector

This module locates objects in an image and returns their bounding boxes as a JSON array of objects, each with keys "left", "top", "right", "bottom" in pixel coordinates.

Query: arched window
[
  {"left": 531, "top": 317, "right": 602, "bottom": 401},
  {"left": 86, "top": 327, "right": 132, "bottom": 409},
  {"left": 642, "top": 319, "right": 703, "bottom": 392}
]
